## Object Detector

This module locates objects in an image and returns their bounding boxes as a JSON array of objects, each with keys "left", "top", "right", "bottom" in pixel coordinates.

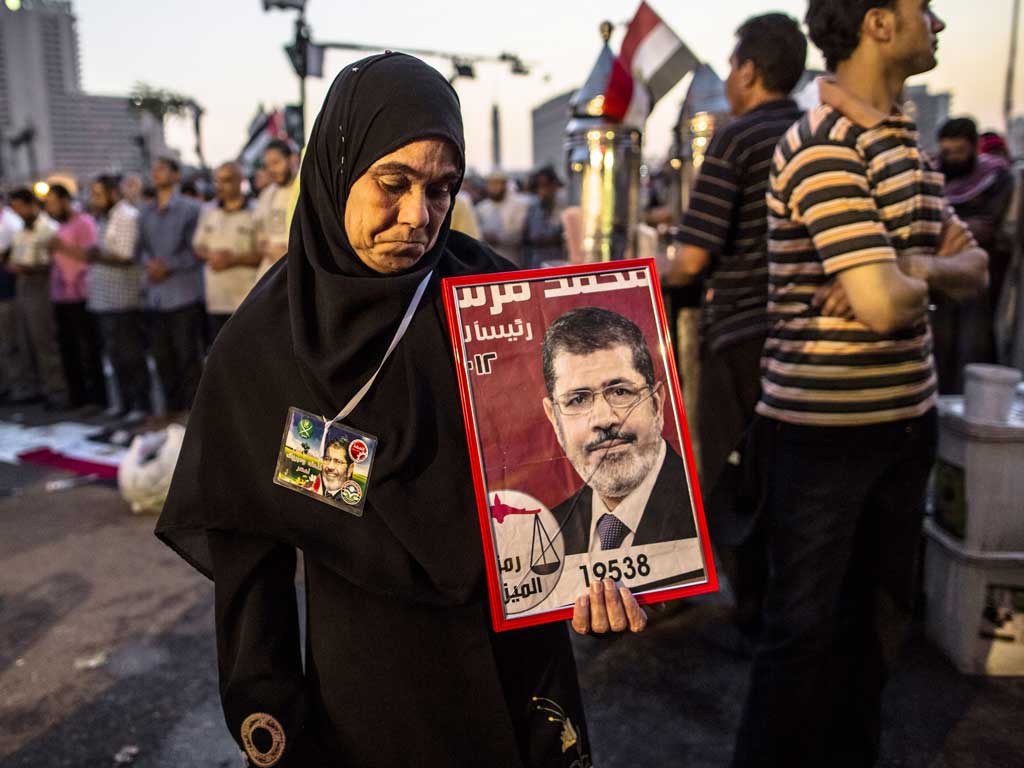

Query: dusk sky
[{"left": 73, "top": 0, "right": 1013, "bottom": 172}]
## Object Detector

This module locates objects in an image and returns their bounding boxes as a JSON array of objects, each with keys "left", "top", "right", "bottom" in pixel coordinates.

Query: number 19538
[{"left": 579, "top": 554, "right": 651, "bottom": 586}]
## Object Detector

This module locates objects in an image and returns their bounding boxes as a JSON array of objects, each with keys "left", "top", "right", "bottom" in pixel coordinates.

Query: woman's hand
[{"left": 571, "top": 578, "right": 648, "bottom": 635}]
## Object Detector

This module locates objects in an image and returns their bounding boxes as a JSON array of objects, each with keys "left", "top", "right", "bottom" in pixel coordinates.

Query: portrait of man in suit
[
  {"left": 541, "top": 307, "right": 697, "bottom": 555},
  {"left": 321, "top": 437, "right": 354, "bottom": 500}
]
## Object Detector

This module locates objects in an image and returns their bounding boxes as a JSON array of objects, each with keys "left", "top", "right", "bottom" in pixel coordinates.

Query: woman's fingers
[
  {"left": 621, "top": 586, "right": 649, "bottom": 632},
  {"left": 589, "top": 580, "right": 610, "bottom": 633},
  {"left": 571, "top": 594, "right": 591, "bottom": 635},
  {"left": 603, "top": 578, "right": 629, "bottom": 632}
]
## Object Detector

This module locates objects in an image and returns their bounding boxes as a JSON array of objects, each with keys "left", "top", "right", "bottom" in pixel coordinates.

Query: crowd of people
[
  {"left": 0, "top": 139, "right": 300, "bottom": 417},
  {"left": 0, "top": 142, "right": 573, "bottom": 421}
]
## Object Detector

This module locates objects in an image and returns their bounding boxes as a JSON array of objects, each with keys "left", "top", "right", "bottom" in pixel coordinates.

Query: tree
[{"left": 130, "top": 82, "right": 207, "bottom": 170}]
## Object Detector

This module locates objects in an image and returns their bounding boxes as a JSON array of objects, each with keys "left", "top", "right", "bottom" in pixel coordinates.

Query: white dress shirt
[{"left": 586, "top": 439, "right": 667, "bottom": 554}]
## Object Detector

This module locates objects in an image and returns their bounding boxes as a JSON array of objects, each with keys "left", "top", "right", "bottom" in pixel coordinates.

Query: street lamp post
[
  {"left": 263, "top": 0, "right": 310, "bottom": 148},
  {"left": 1007, "top": 0, "right": 1021, "bottom": 131}
]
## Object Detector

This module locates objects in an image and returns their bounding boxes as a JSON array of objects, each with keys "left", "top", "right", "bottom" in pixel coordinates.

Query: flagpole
[{"left": 1006, "top": 0, "right": 1021, "bottom": 131}]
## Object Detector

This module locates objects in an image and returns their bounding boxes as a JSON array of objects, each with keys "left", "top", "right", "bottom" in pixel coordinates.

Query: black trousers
[
  {"left": 95, "top": 310, "right": 152, "bottom": 413},
  {"left": 150, "top": 303, "right": 204, "bottom": 412},
  {"left": 53, "top": 301, "right": 107, "bottom": 408},
  {"left": 732, "top": 410, "right": 938, "bottom": 768},
  {"left": 698, "top": 335, "right": 766, "bottom": 636}
]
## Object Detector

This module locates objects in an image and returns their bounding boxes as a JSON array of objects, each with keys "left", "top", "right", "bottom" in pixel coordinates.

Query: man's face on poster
[
  {"left": 543, "top": 344, "right": 664, "bottom": 502},
  {"left": 322, "top": 443, "right": 353, "bottom": 494}
]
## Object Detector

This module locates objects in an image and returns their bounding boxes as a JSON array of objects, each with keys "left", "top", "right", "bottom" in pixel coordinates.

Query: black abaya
[{"left": 156, "top": 53, "right": 591, "bottom": 768}]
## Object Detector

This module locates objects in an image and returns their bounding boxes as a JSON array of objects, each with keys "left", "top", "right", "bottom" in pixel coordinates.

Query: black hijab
[{"left": 156, "top": 53, "right": 511, "bottom": 606}]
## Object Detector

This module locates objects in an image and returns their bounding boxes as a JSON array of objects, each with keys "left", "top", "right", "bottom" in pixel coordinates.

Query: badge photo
[
  {"left": 273, "top": 407, "right": 378, "bottom": 516},
  {"left": 442, "top": 259, "right": 718, "bottom": 631}
]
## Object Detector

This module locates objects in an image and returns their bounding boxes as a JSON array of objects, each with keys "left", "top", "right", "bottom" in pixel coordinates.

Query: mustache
[{"left": 585, "top": 428, "right": 636, "bottom": 454}]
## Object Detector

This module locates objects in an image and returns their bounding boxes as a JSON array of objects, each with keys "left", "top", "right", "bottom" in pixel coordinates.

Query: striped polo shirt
[
  {"left": 756, "top": 103, "right": 940, "bottom": 426},
  {"left": 679, "top": 99, "right": 803, "bottom": 352}
]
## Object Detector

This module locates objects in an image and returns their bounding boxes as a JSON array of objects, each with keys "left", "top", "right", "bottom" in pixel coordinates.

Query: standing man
[
  {"left": 0, "top": 194, "right": 24, "bottom": 402},
  {"left": 7, "top": 189, "right": 66, "bottom": 408},
  {"left": 46, "top": 183, "right": 106, "bottom": 410},
  {"left": 932, "top": 117, "right": 1015, "bottom": 391},
  {"left": 87, "top": 175, "right": 151, "bottom": 418},
  {"left": 476, "top": 170, "right": 530, "bottom": 266},
  {"left": 667, "top": 12, "right": 806, "bottom": 650},
  {"left": 253, "top": 139, "right": 299, "bottom": 276},
  {"left": 194, "top": 162, "right": 260, "bottom": 344},
  {"left": 732, "top": 3, "right": 987, "bottom": 766},
  {"left": 137, "top": 156, "right": 203, "bottom": 414},
  {"left": 522, "top": 165, "right": 566, "bottom": 268}
]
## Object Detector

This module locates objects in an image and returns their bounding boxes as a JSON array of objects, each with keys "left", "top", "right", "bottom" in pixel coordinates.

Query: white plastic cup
[{"left": 963, "top": 364, "right": 1023, "bottom": 423}]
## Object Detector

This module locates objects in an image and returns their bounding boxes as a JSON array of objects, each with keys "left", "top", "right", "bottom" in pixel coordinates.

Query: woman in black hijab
[{"left": 156, "top": 53, "right": 646, "bottom": 767}]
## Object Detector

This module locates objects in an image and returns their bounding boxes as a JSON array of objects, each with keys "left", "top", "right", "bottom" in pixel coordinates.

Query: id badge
[{"left": 273, "top": 407, "right": 377, "bottom": 516}]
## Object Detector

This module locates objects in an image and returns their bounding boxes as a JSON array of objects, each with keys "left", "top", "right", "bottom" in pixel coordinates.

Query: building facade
[
  {"left": 531, "top": 89, "right": 574, "bottom": 174},
  {"left": 0, "top": 0, "right": 166, "bottom": 185}
]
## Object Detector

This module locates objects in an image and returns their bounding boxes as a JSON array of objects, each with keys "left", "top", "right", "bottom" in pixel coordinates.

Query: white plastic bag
[{"left": 117, "top": 424, "right": 186, "bottom": 515}]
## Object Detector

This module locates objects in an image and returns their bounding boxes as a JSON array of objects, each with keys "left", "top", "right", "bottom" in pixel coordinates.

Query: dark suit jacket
[{"left": 551, "top": 444, "right": 697, "bottom": 556}]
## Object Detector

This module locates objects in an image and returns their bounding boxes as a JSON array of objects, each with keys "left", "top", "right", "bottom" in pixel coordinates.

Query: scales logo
[
  {"left": 489, "top": 490, "right": 565, "bottom": 615},
  {"left": 349, "top": 439, "right": 369, "bottom": 463},
  {"left": 297, "top": 418, "right": 315, "bottom": 440}
]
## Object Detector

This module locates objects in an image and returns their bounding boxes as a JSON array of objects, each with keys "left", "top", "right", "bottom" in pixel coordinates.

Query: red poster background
[{"left": 443, "top": 259, "right": 716, "bottom": 631}]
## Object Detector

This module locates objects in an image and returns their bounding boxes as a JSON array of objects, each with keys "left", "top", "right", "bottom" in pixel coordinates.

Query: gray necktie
[{"left": 596, "top": 513, "right": 630, "bottom": 550}]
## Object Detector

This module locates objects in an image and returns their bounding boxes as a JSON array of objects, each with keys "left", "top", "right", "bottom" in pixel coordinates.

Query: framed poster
[{"left": 442, "top": 258, "right": 717, "bottom": 632}]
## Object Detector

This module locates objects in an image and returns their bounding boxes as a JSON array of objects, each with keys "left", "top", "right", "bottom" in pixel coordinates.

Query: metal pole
[
  {"left": 298, "top": 12, "right": 308, "bottom": 149},
  {"left": 1006, "top": 0, "right": 1021, "bottom": 130},
  {"left": 491, "top": 104, "right": 501, "bottom": 171}
]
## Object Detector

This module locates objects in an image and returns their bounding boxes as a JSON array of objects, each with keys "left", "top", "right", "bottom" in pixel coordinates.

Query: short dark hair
[
  {"left": 154, "top": 155, "right": 181, "bottom": 174},
  {"left": 49, "top": 184, "right": 72, "bottom": 200},
  {"left": 265, "top": 139, "right": 294, "bottom": 159},
  {"left": 9, "top": 187, "right": 37, "bottom": 205},
  {"left": 542, "top": 307, "right": 656, "bottom": 397},
  {"left": 939, "top": 117, "right": 979, "bottom": 145},
  {"left": 324, "top": 437, "right": 350, "bottom": 459},
  {"left": 534, "top": 165, "right": 562, "bottom": 187},
  {"left": 806, "top": 0, "right": 896, "bottom": 72},
  {"left": 94, "top": 174, "right": 121, "bottom": 197},
  {"left": 734, "top": 13, "right": 808, "bottom": 95}
]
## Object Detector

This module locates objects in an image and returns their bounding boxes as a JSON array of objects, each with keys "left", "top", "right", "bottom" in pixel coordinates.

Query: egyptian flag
[{"left": 604, "top": 2, "right": 698, "bottom": 127}]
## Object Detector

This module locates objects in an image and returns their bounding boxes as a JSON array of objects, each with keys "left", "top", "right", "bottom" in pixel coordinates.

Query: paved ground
[{"left": 1, "top": 407, "right": 1022, "bottom": 767}]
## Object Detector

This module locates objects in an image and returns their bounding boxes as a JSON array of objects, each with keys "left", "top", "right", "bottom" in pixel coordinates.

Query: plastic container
[
  {"left": 934, "top": 397, "right": 1024, "bottom": 551},
  {"left": 963, "top": 364, "right": 1022, "bottom": 423},
  {"left": 923, "top": 519, "right": 1024, "bottom": 676}
]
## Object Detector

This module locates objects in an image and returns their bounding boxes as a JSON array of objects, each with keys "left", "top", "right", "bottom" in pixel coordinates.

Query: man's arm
[
  {"left": 94, "top": 208, "right": 140, "bottom": 266},
  {"left": 52, "top": 217, "right": 96, "bottom": 264},
  {"left": 834, "top": 262, "right": 929, "bottom": 334},
  {"left": 666, "top": 244, "right": 711, "bottom": 286},
  {"left": 161, "top": 204, "right": 202, "bottom": 273},
  {"left": 901, "top": 213, "right": 988, "bottom": 303},
  {"left": 666, "top": 132, "right": 740, "bottom": 286},
  {"left": 192, "top": 207, "right": 211, "bottom": 261},
  {"left": 791, "top": 143, "right": 929, "bottom": 334}
]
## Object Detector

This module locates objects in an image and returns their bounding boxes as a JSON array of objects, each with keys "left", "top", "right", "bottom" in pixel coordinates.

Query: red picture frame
[{"left": 442, "top": 259, "right": 717, "bottom": 632}]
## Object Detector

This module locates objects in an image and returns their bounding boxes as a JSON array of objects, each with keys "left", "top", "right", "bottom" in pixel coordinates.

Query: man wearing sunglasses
[{"left": 542, "top": 306, "right": 697, "bottom": 556}]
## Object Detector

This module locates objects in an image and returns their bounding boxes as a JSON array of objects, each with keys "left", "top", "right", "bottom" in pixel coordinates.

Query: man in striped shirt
[
  {"left": 733, "top": 2, "right": 988, "bottom": 766},
  {"left": 668, "top": 12, "right": 806, "bottom": 651}
]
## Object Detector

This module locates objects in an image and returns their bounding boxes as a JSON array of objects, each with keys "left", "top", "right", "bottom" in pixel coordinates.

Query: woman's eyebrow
[{"left": 372, "top": 163, "right": 460, "bottom": 182}]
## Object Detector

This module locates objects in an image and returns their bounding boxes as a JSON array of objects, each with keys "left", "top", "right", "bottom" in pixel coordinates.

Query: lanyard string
[{"left": 319, "top": 269, "right": 433, "bottom": 453}]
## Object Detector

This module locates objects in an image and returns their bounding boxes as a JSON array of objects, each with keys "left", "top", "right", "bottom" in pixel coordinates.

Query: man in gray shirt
[{"left": 137, "top": 157, "right": 203, "bottom": 413}]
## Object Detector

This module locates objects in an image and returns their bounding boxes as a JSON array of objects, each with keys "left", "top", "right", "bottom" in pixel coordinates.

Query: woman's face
[{"left": 344, "top": 138, "right": 460, "bottom": 274}]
